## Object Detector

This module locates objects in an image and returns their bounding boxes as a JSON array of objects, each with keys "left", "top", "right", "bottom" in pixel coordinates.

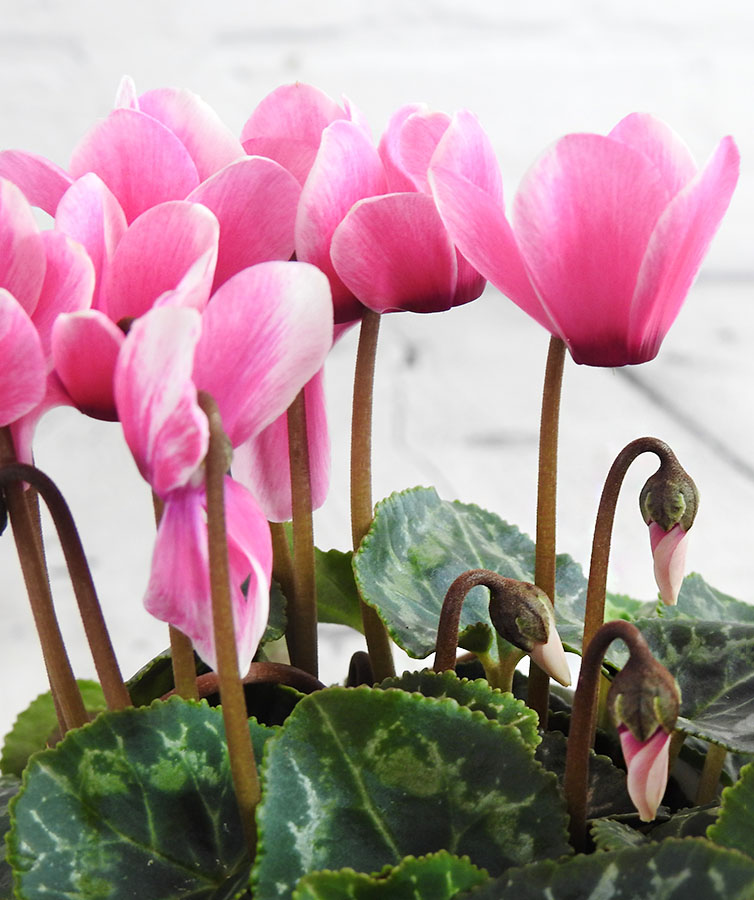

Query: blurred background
[{"left": 1, "top": 0, "right": 752, "bottom": 738}]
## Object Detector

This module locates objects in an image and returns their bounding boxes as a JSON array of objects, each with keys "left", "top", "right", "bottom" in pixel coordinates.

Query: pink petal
[
  {"left": 395, "top": 109, "right": 452, "bottom": 194},
  {"left": 378, "top": 104, "right": 427, "bottom": 192},
  {"left": 32, "top": 231, "right": 95, "bottom": 360},
  {"left": 609, "top": 113, "right": 697, "bottom": 199},
  {"left": 296, "top": 120, "right": 388, "bottom": 323},
  {"left": 52, "top": 311, "right": 125, "bottom": 421},
  {"left": 225, "top": 477, "right": 273, "bottom": 672},
  {"left": 649, "top": 522, "right": 688, "bottom": 606},
  {"left": 0, "top": 151, "right": 73, "bottom": 215},
  {"left": 513, "top": 134, "right": 673, "bottom": 365},
  {"left": 193, "top": 261, "right": 333, "bottom": 447},
  {"left": 55, "top": 173, "right": 127, "bottom": 312},
  {"left": 429, "top": 113, "right": 547, "bottom": 327},
  {"left": 102, "top": 200, "right": 219, "bottom": 322},
  {"left": 0, "top": 178, "right": 46, "bottom": 316},
  {"left": 10, "top": 373, "right": 72, "bottom": 465},
  {"left": 187, "top": 156, "right": 301, "bottom": 290},
  {"left": 0, "top": 290, "right": 46, "bottom": 427},
  {"left": 619, "top": 725, "right": 671, "bottom": 821},
  {"left": 628, "top": 136, "right": 740, "bottom": 363},
  {"left": 114, "top": 75, "right": 139, "bottom": 110},
  {"left": 331, "top": 192, "right": 458, "bottom": 313},
  {"left": 70, "top": 108, "right": 200, "bottom": 222},
  {"left": 240, "top": 82, "right": 347, "bottom": 185},
  {"left": 528, "top": 602, "right": 571, "bottom": 687},
  {"left": 138, "top": 87, "right": 244, "bottom": 181},
  {"left": 231, "top": 370, "right": 330, "bottom": 522},
  {"left": 115, "top": 307, "right": 208, "bottom": 496}
]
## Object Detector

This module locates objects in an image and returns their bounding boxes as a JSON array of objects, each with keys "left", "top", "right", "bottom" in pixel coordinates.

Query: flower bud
[
  {"left": 608, "top": 650, "right": 680, "bottom": 821},
  {"left": 640, "top": 459, "right": 698, "bottom": 605},
  {"left": 488, "top": 580, "right": 571, "bottom": 687}
]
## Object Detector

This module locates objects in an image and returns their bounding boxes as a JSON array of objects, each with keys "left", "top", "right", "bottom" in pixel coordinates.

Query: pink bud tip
[
  {"left": 618, "top": 724, "right": 671, "bottom": 821},
  {"left": 528, "top": 604, "right": 571, "bottom": 687},
  {"left": 648, "top": 522, "right": 688, "bottom": 606}
]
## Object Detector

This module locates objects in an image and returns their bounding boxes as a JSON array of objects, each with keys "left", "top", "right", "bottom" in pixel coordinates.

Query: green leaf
[
  {"left": 8, "top": 698, "right": 275, "bottom": 899},
  {"left": 590, "top": 818, "right": 648, "bottom": 851},
  {"left": 292, "top": 852, "right": 488, "bottom": 899},
  {"left": 1, "top": 681, "right": 106, "bottom": 777},
  {"left": 316, "top": 547, "right": 364, "bottom": 633},
  {"left": 648, "top": 805, "right": 719, "bottom": 842},
  {"left": 1, "top": 775, "right": 21, "bottom": 899},
  {"left": 708, "top": 761, "right": 754, "bottom": 856},
  {"left": 376, "top": 670, "right": 540, "bottom": 748},
  {"left": 353, "top": 487, "right": 587, "bottom": 660},
  {"left": 264, "top": 580, "right": 288, "bottom": 643},
  {"left": 465, "top": 838, "right": 754, "bottom": 899},
  {"left": 253, "top": 686, "right": 570, "bottom": 899}
]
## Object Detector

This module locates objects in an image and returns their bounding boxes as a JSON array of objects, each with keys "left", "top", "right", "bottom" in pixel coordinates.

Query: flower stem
[
  {"left": 351, "top": 309, "right": 394, "bottom": 681},
  {"left": 153, "top": 492, "right": 199, "bottom": 700},
  {"left": 583, "top": 437, "right": 680, "bottom": 652},
  {"left": 563, "top": 620, "right": 653, "bottom": 851},
  {"left": 162, "top": 661, "right": 325, "bottom": 701},
  {"left": 198, "top": 392, "right": 260, "bottom": 858},
  {"left": 1, "top": 462, "right": 130, "bottom": 711},
  {"left": 285, "top": 390, "right": 318, "bottom": 677},
  {"left": 528, "top": 336, "right": 566, "bottom": 726},
  {"left": 696, "top": 742, "right": 727, "bottom": 805},
  {"left": 0, "top": 428, "right": 87, "bottom": 733},
  {"left": 269, "top": 521, "right": 295, "bottom": 626}
]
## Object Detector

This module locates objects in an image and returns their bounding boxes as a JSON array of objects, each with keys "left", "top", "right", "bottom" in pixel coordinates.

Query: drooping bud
[
  {"left": 608, "top": 648, "right": 681, "bottom": 821},
  {"left": 488, "top": 579, "right": 571, "bottom": 687},
  {"left": 640, "top": 454, "right": 699, "bottom": 605}
]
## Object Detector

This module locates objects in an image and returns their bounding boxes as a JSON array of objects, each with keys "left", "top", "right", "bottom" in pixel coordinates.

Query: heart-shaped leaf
[
  {"left": 708, "top": 761, "right": 754, "bottom": 857},
  {"left": 253, "top": 686, "right": 570, "bottom": 898}
]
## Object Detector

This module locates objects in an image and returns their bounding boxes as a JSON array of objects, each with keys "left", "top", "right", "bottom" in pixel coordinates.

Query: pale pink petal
[
  {"left": 241, "top": 82, "right": 346, "bottom": 184},
  {"left": 429, "top": 115, "right": 546, "bottom": 327},
  {"left": 187, "top": 156, "right": 301, "bottom": 289},
  {"left": 10, "top": 372, "right": 72, "bottom": 465},
  {"left": 378, "top": 104, "right": 426, "bottom": 192},
  {"left": 396, "top": 109, "right": 452, "bottom": 194},
  {"left": 628, "top": 137, "right": 740, "bottom": 363},
  {"left": 102, "top": 201, "right": 219, "bottom": 322},
  {"left": 341, "top": 95, "right": 372, "bottom": 138},
  {"left": 331, "top": 192, "right": 458, "bottom": 313},
  {"left": 193, "top": 261, "right": 333, "bottom": 447},
  {"left": 114, "top": 307, "right": 208, "bottom": 496},
  {"left": 0, "top": 179, "right": 46, "bottom": 315},
  {"left": 609, "top": 113, "right": 697, "bottom": 198},
  {"left": 55, "top": 173, "right": 127, "bottom": 312},
  {"left": 138, "top": 87, "right": 244, "bottom": 181},
  {"left": 296, "top": 120, "right": 388, "bottom": 323},
  {"left": 619, "top": 725, "right": 671, "bottom": 821},
  {"left": 52, "top": 311, "right": 125, "bottom": 421},
  {"left": 232, "top": 370, "right": 330, "bottom": 522},
  {"left": 513, "top": 134, "right": 672, "bottom": 366},
  {"left": 70, "top": 108, "right": 199, "bottom": 222},
  {"left": 225, "top": 477, "right": 273, "bottom": 672},
  {"left": 114, "top": 75, "right": 139, "bottom": 110},
  {"left": 32, "top": 231, "right": 95, "bottom": 360},
  {"left": 0, "top": 290, "right": 46, "bottom": 427},
  {"left": 649, "top": 522, "right": 688, "bottom": 606},
  {"left": 0, "top": 151, "right": 73, "bottom": 215},
  {"left": 528, "top": 602, "right": 571, "bottom": 687}
]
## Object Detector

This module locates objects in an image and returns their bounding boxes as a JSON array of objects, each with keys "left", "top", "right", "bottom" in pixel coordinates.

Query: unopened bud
[
  {"left": 640, "top": 460, "right": 698, "bottom": 533},
  {"left": 608, "top": 651, "right": 680, "bottom": 742}
]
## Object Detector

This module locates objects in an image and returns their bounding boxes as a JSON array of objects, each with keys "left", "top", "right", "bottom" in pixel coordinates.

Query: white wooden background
[{"left": 1, "top": 0, "right": 753, "bottom": 739}]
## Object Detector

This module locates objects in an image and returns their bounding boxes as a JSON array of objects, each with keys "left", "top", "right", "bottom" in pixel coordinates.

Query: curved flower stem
[
  {"left": 563, "top": 620, "right": 654, "bottom": 851},
  {"left": 0, "top": 429, "right": 87, "bottom": 733},
  {"left": 582, "top": 437, "right": 681, "bottom": 652},
  {"left": 198, "top": 392, "right": 260, "bottom": 858},
  {"left": 696, "top": 743, "right": 727, "bottom": 805},
  {"left": 0, "top": 462, "right": 130, "bottom": 711},
  {"left": 434, "top": 568, "right": 527, "bottom": 692},
  {"left": 153, "top": 492, "right": 199, "bottom": 701},
  {"left": 351, "top": 309, "right": 395, "bottom": 681},
  {"left": 162, "top": 661, "right": 325, "bottom": 701},
  {"left": 286, "top": 390, "right": 318, "bottom": 677},
  {"left": 528, "top": 336, "right": 566, "bottom": 726}
]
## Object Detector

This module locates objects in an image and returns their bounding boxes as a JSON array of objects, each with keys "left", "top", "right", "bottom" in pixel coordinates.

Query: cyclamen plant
[{"left": 1, "top": 79, "right": 753, "bottom": 900}]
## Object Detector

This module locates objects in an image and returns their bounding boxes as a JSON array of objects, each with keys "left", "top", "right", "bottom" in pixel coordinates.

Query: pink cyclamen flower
[
  {"left": 648, "top": 521, "right": 688, "bottom": 606},
  {"left": 430, "top": 112, "right": 740, "bottom": 366},
  {"left": 618, "top": 724, "right": 671, "bottom": 821},
  {"left": 114, "top": 261, "right": 333, "bottom": 670}
]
